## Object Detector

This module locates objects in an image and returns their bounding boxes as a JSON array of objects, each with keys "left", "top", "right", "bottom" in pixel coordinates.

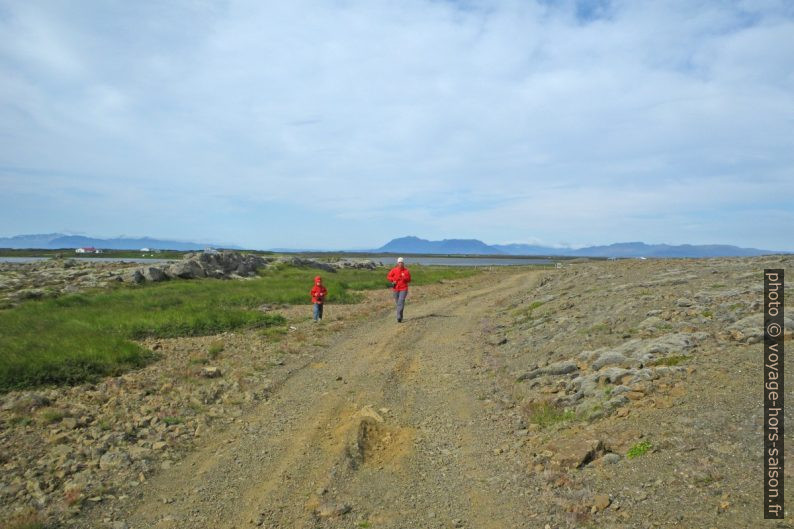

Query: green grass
[
  {"left": 207, "top": 340, "right": 225, "bottom": 359},
  {"left": 0, "top": 264, "right": 476, "bottom": 392},
  {"left": 626, "top": 441, "right": 652, "bottom": 459},
  {"left": 579, "top": 322, "right": 611, "bottom": 335},
  {"left": 38, "top": 407, "right": 65, "bottom": 424},
  {"left": 524, "top": 401, "right": 575, "bottom": 428},
  {"left": 8, "top": 415, "right": 33, "bottom": 427}
]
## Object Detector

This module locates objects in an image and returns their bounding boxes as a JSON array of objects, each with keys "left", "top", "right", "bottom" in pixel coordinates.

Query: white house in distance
[{"left": 74, "top": 247, "right": 102, "bottom": 254}]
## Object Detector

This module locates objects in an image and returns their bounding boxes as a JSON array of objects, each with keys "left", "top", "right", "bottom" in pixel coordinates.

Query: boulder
[
  {"left": 166, "top": 260, "right": 206, "bottom": 280},
  {"left": 141, "top": 267, "right": 168, "bottom": 282},
  {"left": 549, "top": 438, "right": 606, "bottom": 469},
  {"left": 592, "top": 352, "right": 636, "bottom": 371},
  {"left": 125, "top": 269, "right": 145, "bottom": 284},
  {"left": 729, "top": 314, "right": 794, "bottom": 342},
  {"left": 279, "top": 256, "right": 336, "bottom": 272}
]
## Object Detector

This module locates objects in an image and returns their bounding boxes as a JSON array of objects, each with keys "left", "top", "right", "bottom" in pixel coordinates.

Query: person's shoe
[{"left": 397, "top": 318, "right": 402, "bottom": 323}]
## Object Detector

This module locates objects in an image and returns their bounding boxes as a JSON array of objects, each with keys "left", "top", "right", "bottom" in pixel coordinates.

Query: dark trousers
[{"left": 393, "top": 290, "right": 407, "bottom": 321}]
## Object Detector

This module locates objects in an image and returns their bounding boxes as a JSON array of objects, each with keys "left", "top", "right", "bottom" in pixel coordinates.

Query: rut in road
[{"left": 121, "top": 269, "right": 540, "bottom": 529}]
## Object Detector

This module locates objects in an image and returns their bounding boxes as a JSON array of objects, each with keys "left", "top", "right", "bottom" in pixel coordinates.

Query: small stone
[
  {"left": 315, "top": 502, "right": 352, "bottom": 518},
  {"left": 592, "top": 494, "right": 611, "bottom": 511},
  {"left": 201, "top": 366, "right": 222, "bottom": 378},
  {"left": 99, "top": 450, "right": 130, "bottom": 470}
]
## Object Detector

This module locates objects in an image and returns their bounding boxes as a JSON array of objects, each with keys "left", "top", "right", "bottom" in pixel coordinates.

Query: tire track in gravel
[{"left": 114, "top": 269, "right": 539, "bottom": 529}]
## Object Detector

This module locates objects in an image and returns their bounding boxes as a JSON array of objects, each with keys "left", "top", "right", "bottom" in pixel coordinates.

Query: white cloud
[{"left": 0, "top": 0, "right": 792, "bottom": 249}]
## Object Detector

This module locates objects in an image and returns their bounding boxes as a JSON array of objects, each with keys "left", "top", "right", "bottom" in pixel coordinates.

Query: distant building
[
  {"left": 75, "top": 247, "right": 98, "bottom": 254},
  {"left": 140, "top": 247, "right": 151, "bottom": 252},
  {"left": 204, "top": 247, "right": 218, "bottom": 254}
]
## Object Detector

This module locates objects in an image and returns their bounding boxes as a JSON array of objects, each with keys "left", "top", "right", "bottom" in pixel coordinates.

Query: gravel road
[{"left": 90, "top": 270, "right": 540, "bottom": 529}]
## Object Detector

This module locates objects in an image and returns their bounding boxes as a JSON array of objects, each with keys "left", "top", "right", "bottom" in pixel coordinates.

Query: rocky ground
[
  {"left": 1, "top": 255, "right": 792, "bottom": 528},
  {"left": 0, "top": 252, "right": 378, "bottom": 307},
  {"left": 0, "top": 259, "right": 136, "bottom": 307}
]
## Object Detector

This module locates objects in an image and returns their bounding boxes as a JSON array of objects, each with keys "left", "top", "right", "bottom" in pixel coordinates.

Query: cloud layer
[{"left": 1, "top": 0, "right": 792, "bottom": 249}]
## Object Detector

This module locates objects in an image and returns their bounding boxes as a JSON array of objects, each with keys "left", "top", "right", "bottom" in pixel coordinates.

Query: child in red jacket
[{"left": 310, "top": 276, "right": 328, "bottom": 322}]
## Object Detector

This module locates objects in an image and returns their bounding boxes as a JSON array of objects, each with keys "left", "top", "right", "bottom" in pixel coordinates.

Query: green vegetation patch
[
  {"left": 524, "top": 401, "right": 575, "bottom": 428},
  {"left": 255, "top": 264, "right": 476, "bottom": 304},
  {"left": 207, "top": 340, "right": 225, "bottom": 358},
  {"left": 0, "top": 264, "right": 476, "bottom": 392},
  {"left": 626, "top": 440, "right": 652, "bottom": 459}
]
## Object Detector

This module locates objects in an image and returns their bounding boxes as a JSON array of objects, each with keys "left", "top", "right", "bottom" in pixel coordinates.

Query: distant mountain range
[
  {"left": 377, "top": 236, "right": 502, "bottom": 255},
  {"left": 1, "top": 233, "right": 785, "bottom": 257},
  {"left": 375, "top": 236, "right": 783, "bottom": 258},
  {"left": 0, "top": 233, "right": 238, "bottom": 251}
]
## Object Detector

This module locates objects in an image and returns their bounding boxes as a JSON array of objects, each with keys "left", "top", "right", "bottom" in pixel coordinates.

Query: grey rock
[
  {"left": 99, "top": 450, "right": 131, "bottom": 470},
  {"left": 141, "top": 267, "right": 168, "bottom": 282},
  {"left": 729, "top": 314, "right": 794, "bottom": 341},
  {"left": 517, "top": 360, "right": 578, "bottom": 382},
  {"left": 545, "top": 360, "right": 579, "bottom": 376},
  {"left": 166, "top": 260, "right": 206, "bottom": 280},
  {"left": 605, "top": 395, "right": 630, "bottom": 410},
  {"left": 592, "top": 352, "right": 637, "bottom": 371},
  {"left": 595, "top": 367, "right": 634, "bottom": 384},
  {"left": 610, "top": 385, "right": 631, "bottom": 396},
  {"left": 125, "top": 269, "right": 145, "bottom": 284},
  {"left": 279, "top": 256, "right": 336, "bottom": 273}
]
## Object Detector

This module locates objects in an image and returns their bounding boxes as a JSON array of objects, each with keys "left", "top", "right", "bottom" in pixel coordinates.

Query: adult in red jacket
[
  {"left": 386, "top": 257, "right": 411, "bottom": 322},
  {"left": 310, "top": 276, "right": 328, "bottom": 322}
]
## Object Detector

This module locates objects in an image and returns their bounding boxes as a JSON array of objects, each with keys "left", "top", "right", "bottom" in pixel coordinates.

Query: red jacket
[
  {"left": 387, "top": 266, "right": 411, "bottom": 291},
  {"left": 310, "top": 284, "right": 327, "bottom": 303}
]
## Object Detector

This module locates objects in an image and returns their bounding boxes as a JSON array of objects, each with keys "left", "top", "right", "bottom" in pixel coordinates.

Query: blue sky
[{"left": 1, "top": 0, "right": 792, "bottom": 250}]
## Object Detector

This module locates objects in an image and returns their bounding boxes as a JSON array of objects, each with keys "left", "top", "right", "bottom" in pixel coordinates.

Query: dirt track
[{"left": 103, "top": 269, "right": 540, "bottom": 529}]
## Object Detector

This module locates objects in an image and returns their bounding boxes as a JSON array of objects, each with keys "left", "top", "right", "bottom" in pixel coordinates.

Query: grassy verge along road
[{"left": 0, "top": 265, "right": 476, "bottom": 392}]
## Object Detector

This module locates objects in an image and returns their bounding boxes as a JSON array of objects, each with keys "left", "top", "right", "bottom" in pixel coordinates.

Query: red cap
[{"left": 314, "top": 276, "right": 322, "bottom": 282}]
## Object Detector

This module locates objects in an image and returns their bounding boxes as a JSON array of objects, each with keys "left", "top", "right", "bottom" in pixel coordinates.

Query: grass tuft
[
  {"left": 207, "top": 340, "right": 225, "bottom": 359},
  {"left": 626, "top": 441, "right": 652, "bottom": 459},
  {"left": 38, "top": 407, "right": 65, "bottom": 424},
  {"left": 524, "top": 401, "right": 575, "bottom": 428}
]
